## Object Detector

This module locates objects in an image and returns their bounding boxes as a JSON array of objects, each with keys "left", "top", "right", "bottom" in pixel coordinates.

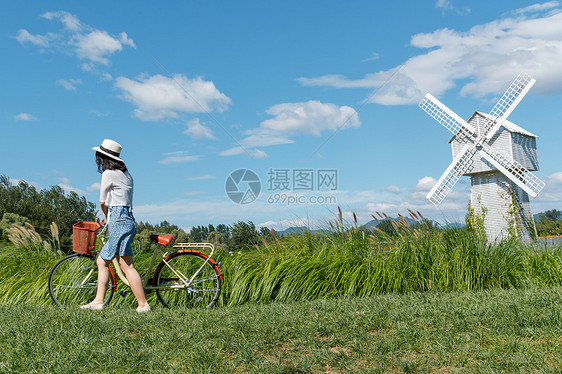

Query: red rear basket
[{"left": 72, "top": 221, "right": 101, "bottom": 254}]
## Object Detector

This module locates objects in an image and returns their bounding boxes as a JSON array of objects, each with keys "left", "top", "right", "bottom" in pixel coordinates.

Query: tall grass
[
  {"left": 219, "top": 212, "right": 562, "bottom": 306},
  {"left": 2, "top": 212, "right": 562, "bottom": 307},
  {"left": 0, "top": 222, "right": 65, "bottom": 304},
  {"left": 0, "top": 242, "right": 56, "bottom": 304}
]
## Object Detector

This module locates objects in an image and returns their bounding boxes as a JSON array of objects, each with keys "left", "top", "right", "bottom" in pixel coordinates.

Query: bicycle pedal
[{"left": 119, "top": 290, "right": 131, "bottom": 297}]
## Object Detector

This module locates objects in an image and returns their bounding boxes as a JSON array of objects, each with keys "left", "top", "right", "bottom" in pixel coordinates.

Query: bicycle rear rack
[{"left": 172, "top": 242, "right": 215, "bottom": 258}]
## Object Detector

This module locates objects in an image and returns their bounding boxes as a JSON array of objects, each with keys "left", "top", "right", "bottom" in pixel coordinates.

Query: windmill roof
[{"left": 476, "top": 112, "right": 537, "bottom": 138}]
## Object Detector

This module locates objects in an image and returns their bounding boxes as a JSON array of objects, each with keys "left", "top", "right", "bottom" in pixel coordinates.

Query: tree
[
  {"left": 206, "top": 231, "right": 226, "bottom": 251},
  {"left": 540, "top": 209, "right": 562, "bottom": 222},
  {"left": 135, "top": 220, "right": 190, "bottom": 252},
  {"left": 259, "top": 226, "right": 274, "bottom": 242},
  {"left": 189, "top": 224, "right": 230, "bottom": 243},
  {"left": 216, "top": 224, "right": 231, "bottom": 239},
  {"left": 229, "top": 221, "right": 260, "bottom": 252},
  {"left": 375, "top": 219, "right": 397, "bottom": 236},
  {"left": 190, "top": 225, "right": 209, "bottom": 243},
  {"left": 0, "top": 176, "right": 96, "bottom": 248},
  {"left": 536, "top": 209, "right": 562, "bottom": 236},
  {"left": 410, "top": 218, "right": 439, "bottom": 231}
]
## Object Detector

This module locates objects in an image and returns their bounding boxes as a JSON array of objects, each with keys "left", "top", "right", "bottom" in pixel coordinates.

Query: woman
[{"left": 80, "top": 139, "right": 150, "bottom": 313}]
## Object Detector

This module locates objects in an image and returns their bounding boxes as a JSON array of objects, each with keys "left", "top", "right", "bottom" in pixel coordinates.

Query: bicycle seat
[{"left": 149, "top": 234, "right": 174, "bottom": 246}]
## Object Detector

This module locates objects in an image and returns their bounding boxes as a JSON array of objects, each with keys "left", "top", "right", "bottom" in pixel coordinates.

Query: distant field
[{"left": 1, "top": 286, "right": 562, "bottom": 373}]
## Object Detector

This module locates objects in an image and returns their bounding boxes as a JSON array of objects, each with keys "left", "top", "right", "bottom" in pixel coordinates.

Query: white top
[{"left": 99, "top": 170, "right": 134, "bottom": 207}]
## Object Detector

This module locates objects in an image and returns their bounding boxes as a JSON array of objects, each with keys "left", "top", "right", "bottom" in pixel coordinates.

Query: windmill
[{"left": 419, "top": 72, "right": 545, "bottom": 242}]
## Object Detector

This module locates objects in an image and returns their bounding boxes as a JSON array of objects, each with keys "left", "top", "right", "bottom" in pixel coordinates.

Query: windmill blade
[
  {"left": 480, "top": 145, "right": 545, "bottom": 198},
  {"left": 486, "top": 72, "right": 536, "bottom": 141},
  {"left": 489, "top": 72, "right": 536, "bottom": 120},
  {"left": 426, "top": 145, "right": 477, "bottom": 206},
  {"left": 419, "top": 93, "right": 476, "bottom": 136}
]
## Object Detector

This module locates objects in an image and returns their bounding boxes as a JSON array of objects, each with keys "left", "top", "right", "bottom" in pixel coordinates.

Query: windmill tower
[{"left": 419, "top": 73, "right": 545, "bottom": 242}]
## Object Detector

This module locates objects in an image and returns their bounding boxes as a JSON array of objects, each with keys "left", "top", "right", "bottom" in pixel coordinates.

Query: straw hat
[{"left": 92, "top": 139, "right": 124, "bottom": 162}]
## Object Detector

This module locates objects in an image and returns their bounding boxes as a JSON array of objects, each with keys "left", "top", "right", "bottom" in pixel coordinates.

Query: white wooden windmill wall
[{"left": 419, "top": 73, "right": 545, "bottom": 242}]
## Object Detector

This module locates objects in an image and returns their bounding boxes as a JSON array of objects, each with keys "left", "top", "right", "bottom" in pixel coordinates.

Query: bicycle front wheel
[
  {"left": 154, "top": 251, "right": 222, "bottom": 308},
  {"left": 48, "top": 254, "right": 114, "bottom": 307}
]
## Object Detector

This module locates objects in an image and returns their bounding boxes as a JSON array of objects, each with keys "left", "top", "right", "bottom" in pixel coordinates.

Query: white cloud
[
  {"left": 134, "top": 199, "right": 234, "bottom": 224},
  {"left": 219, "top": 147, "right": 269, "bottom": 158},
  {"left": 513, "top": 1, "right": 559, "bottom": 15},
  {"left": 89, "top": 110, "right": 110, "bottom": 117},
  {"left": 416, "top": 176, "right": 437, "bottom": 191},
  {"left": 257, "top": 217, "right": 323, "bottom": 231},
  {"left": 219, "top": 147, "right": 244, "bottom": 157},
  {"left": 386, "top": 185, "right": 402, "bottom": 194},
  {"left": 435, "top": 0, "right": 452, "bottom": 10},
  {"left": 184, "top": 118, "right": 216, "bottom": 140},
  {"left": 114, "top": 74, "right": 231, "bottom": 121},
  {"left": 299, "top": 5, "right": 562, "bottom": 104},
  {"left": 435, "top": 0, "right": 471, "bottom": 15},
  {"left": 58, "top": 184, "right": 88, "bottom": 195},
  {"left": 158, "top": 151, "right": 200, "bottom": 164},
  {"left": 8, "top": 178, "right": 43, "bottom": 190},
  {"left": 87, "top": 182, "right": 101, "bottom": 192},
  {"left": 14, "top": 29, "right": 49, "bottom": 47},
  {"left": 74, "top": 30, "right": 126, "bottom": 65},
  {"left": 41, "top": 11, "right": 82, "bottom": 31},
  {"left": 56, "top": 78, "right": 82, "bottom": 91},
  {"left": 118, "top": 32, "right": 135, "bottom": 48},
  {"left": 101, "top": 72, "right": 113, "bottom": 81},
  {"left": 250, "top": 149, "right": 269, "bottom": 159},
  {"left": 188, "top": 174, "right": 216, "bottom": 181},
  {"left": 534, "top": 171, "right": 562, "bottom": 205},
  {"left": 548, "top": 171, "right": 562, "bottom": 184},
  {"left": 14, "top": 113, "right": 37, "bottom": 121},
  {"left": 16, "top": 11, "right": 134, "bottom": 68},
  {"left": 262, "top": 101, "right": 360, "bottom": 135},
  {"left": 220, "top": 101, "right": 360, "bottom": 157},
  {"left": 181, "top": 191, "right": 204, "bottom": 196},
  {"left": 363, "top": 52, "right": 380, "bottom": 62},
  {"left": 52, "top": 170, "right": 88, "bottom": 195}
]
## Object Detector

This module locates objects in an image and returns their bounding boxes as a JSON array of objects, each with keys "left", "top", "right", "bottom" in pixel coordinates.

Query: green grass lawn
[{"left": 1, "top": 286, "right": 562, "bottom": 373}]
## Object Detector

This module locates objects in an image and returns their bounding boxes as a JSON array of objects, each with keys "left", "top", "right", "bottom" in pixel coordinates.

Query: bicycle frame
[{"left": 108, "top": 241, "right": 216, "bottom": 291}]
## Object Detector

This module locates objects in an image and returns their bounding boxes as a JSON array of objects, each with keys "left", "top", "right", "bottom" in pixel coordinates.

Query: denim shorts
[{"left": 100, "top": 206, "right": 137, "bottom": 260}]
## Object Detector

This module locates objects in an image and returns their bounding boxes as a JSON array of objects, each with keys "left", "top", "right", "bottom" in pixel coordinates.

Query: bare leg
[
  {"left": 118, "top": 255, "right": 148, "bottom": 308},
  {"left": 91, "top": 256, "right": 112, "bottom": 305}
]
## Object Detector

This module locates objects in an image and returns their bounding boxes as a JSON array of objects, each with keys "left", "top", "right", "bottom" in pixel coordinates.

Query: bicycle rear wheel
[
  {"left": 48, "top": 254, "right": 115, "bottom": 307},
  {"left": 154, "top": 251, "right": 222, "bottom": 308}
]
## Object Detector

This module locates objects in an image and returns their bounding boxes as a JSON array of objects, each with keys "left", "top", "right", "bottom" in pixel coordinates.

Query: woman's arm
[{"left": 100, "top": 202, "right": 108, "bottom": 220}]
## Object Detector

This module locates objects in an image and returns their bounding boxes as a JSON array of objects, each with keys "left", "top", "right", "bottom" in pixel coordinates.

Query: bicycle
[{"left": 48, "top": 222, "right": 223, "bottom": 309}]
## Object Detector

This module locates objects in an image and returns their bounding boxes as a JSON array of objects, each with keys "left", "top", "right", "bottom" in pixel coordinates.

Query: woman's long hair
[{"left": 96, "top": 152, "right": 128, "bottom": 173}]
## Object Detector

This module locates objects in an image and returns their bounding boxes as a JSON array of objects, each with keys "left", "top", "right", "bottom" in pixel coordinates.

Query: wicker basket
[{"left": 72, "top": 221, "right": 101, "bottom": 254}]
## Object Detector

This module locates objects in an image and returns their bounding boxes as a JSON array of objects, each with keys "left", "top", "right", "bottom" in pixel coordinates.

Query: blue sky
[{"left": 2, "top": 1, "right": 562, "bottom": 231}]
